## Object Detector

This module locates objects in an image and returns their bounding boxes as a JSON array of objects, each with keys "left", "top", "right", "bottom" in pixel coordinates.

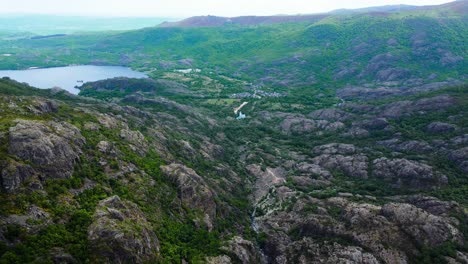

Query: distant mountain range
[{"left": 160, "top": 0, "right": 467, "bottom": 27}]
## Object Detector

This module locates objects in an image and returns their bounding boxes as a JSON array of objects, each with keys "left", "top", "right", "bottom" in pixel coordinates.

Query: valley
[{"left": 0, "top": 1, "right": 467, "bottom": 263}]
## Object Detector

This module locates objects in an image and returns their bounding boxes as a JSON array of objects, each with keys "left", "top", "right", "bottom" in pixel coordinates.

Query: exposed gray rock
[
  {"left": 1, "top": 160, "right": 38, "bottom": 193},
  {"left": 88, "top": 196, "right": 159, "bottom": 263},
  {"left": 338, "top": 87, "right": 402, "bottom": 101},
  {"left": 291, "top": 176, "right": 331, "bottom": 188},
  {"left": 97, "top": 114, "right": 121, "bottom": 129},
  {"left": 334, "top": 66, "right": 360, "bottom": 80},
  {"left": 30, "top": 99, "right": 59, "bottom": 114},
  {"left": 377, "top": 139, "right": 433, "bottom": 153},
  {"left": 1, "top": 205, "right": 51, "bottom": 234},
  {"left": 120, "top": 129, "right": 148, "bottom": 155},
  {"left": 387, "top": 38, "right": 398, "bottom": 46},
  {"left": 308, "top": 109, "right": 352, "bottom": 122},
  {"left": 381, "top": 203, "right": 463, "bottom": 247},
  {"left": 285, "top": 238, "right": 379, "bottom": 264},
  {"left": 280, "top": 115, "right": 344, "bottom": 134},
  {"left": 5, "top": 120, "right": 84, "bottom": 191},
  {"left": 296, "top": 162, "right": 333, "bottom": 180},
  {"left": 376, "top": 67, "right": 410, "bottom": 82},
  {"left": 246, "top": 165, "right": 287, "bottom": 203},
  {"left": 372, "top": 158, "right": 447, "bottom": 189},
  {"left": 49, "top": 247, "right": 77, "bottom": 264},
  {"left": 448, "top": 147, "right": 468, "bottom": 173},
  {"left": 363, "top": 53, "right": 398, "bottom": 76},
  {"left": 360, "top": 118, "right": 390, "bottom": 130},
  {"left": 440, "top": 51, "right": 463, "bottom": 66},
  {"left": 380, "top": 95, "right": 454, "bottom": 119},
  {"left": 83, "top": 122, "right": 100, "bottom": 131},
  {"left": 404, "top": 195, "right": 460, "bottom": 216},
  {"left": 312, "top": 154, "right": 368, "bottom": 179},
  {"left": 313, "top": 143, "right": 356, "bottom": 155},
  {"left": 206, "top": 255, "right": 232, "bottom": 264},
  {"left": 311, "top": 144, "right": 368, "bottom": 178},
  {"left": 222, "top": 236, "right": 262, "bottom": 264},
  {"left": 342, "top": 127, "right": 370, "bottom": 138},
  {"left": 161, "top": 163, "right": 216, "bottom": 230},
  {"left": 97, "top": 141, "right": 113, "bottom": 154},
  {"left": 427, "top": 122, "right": 458, "bottom": 134},
  {"left": 450, "top": 134, "right": 468, "bottom": 146}
]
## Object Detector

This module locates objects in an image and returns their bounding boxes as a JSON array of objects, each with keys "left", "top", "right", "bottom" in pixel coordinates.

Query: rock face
[
  {"left": 279, "top": 115, "right": 345, "bottom": 135},
  {"left": 360, "top": 118, "right": 390, "bottom": 130},
  {"left": 206, "top": 255, "right": 232, "bottom": 264},
  {"left": 256, "top": 195, "right": 466, "bottom": 264},
  {"left": 308, "top": 109, "right": 353, "bottom": 122},
  {"left": 372, "top": 158, "right": 447, "bottom": 189},
  {"left": 222, "top": 236, "right": 262, "bottom": 264},
  {"left": 88, "top": 196, "right": 159, "bottom": 264},
  {"left": 120, "top": 128, "right": 148, "bottom": 155},
  {"left": 0, "top": 160, "right": 37, "bottom": 193},
  {"left": 448, "top": 147, "right": 468, "bottom": 173},
  {"left": 427, "top": 122, "right": 458, "bottom": 134},
  {"left": 381, "top": 203, "right": 463, "bottom": 247},
  {"left": 380, "top": 95, "right": 455, "bottom": 118},
  {"left": 285, "top": 238, "right": 380, "bottom": 264},
  {"left": 377, "top": 139, "right": 433, "bottom": 153},
  {"left": 29, "top": 99, "right": 59, "bottom": 114},
  {"left": 160, "top": 163, "right": 217, "bottom": 230},
  {"left": 247, "top": 164, "right": 287, "bottom": 203},
  {"left": 2, "top": 120, "right": 84, "bottom": 192},
  {"left": 312, "top": 144, "right": 368, "bottom": 179},
  {"left": 1, "top": 205, "right": 51, "bottom": 234}
]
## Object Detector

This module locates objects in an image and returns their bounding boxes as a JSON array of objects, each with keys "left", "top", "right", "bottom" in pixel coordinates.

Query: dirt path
[{"left": 234, "top": 101, "right": 248, "bottom": 114}]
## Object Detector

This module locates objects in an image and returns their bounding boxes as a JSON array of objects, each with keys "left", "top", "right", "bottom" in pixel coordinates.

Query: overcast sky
[{"left": 0, "top": 0, "right": 452, "bottom": 17}]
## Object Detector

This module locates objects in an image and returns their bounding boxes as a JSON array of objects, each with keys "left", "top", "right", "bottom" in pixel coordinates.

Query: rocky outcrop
[
  {"left": 427, "top": 122, "right": 458, "bottom": 134},
  {"left": 279, "top": 115, "right": 344, "bottom": 135},
  {"left": 403, "top": 195, "right": 460, "bottom": 216},
  {"left": 120, "top": 129, "right": 148, "bottom": 155},
  {"left": 372, "top": 158, "right": 447, "bottom": 189},
  {"left": 377, "top": 139, "right": 433, "bottom": 153},
  {"left": 206, "top": 255, "right": 232, "bottom": 264},
  {"left": 87, "top": 196, "right": 159, "bottom": 264},
  {"left": 0, "top": 160, "right": 38, "bottom": 193},
  {"left": 246, "top": 165, "right": 287, "bottom": 203},
  {"left": 292, "top": 162, "right": 333, "bottom": 187},
  {"left": 256, "top": 196, "right": 465, "bottom": 264},
  {"left": 285, "top": 238, "right": 379, "bottom": 264},
  {"left": 312, "top": 144, "right": 368, "bottom": 178},
  {"left": 2, "top": 120, "right": 84, "bottom": 192},
  {"left": 222, "top": 236, "right": 262, "bottom": 264},
  {"left": 160, "top": 163, "right": 217, "bottom": 230},
  {"left": 380, "top": 95, "right": 455, "bottom": 118},
  {"left": 381, "top": 203, "right": 463, "bottom": 247},
  {"left": 308, "top": 109, "right": 353, "bottom": 122},
  {"left": 313, "top": 143, "right": 356, "bottom": 155},
  {"left": 448, "top": 147, "right": 468, "bottom": 173},
  {"left": 28, "top": 98, "right": 59, "bottom": 115},
  {"left": 0, "top": 205, "right": 51, "bottom": 235},
  {"left": 359, "top": 118, "right": 390, "bottom": 130}
]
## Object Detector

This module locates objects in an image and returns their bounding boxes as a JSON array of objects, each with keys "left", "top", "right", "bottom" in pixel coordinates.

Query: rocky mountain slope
[
  {"left": 0, "top": 1, "right": 467, "bottom": 263},
  {"left": 0, "top": 76, "right": 467, "bottom": 263}
]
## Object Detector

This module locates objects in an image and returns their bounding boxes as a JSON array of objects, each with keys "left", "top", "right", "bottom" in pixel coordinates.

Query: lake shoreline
[{"left": 0, "top": 65, "right": 148, "bottom": 94}]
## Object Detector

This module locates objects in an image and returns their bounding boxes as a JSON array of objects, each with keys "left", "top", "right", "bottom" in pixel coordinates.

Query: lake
[{"left": 0, "top": 65, "right": 148, "bottom": 94}]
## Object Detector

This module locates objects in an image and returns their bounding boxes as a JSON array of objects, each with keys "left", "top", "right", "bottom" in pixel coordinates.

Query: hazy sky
[{"left": 0, "top": 0, "right": 452, "bottom": 17}]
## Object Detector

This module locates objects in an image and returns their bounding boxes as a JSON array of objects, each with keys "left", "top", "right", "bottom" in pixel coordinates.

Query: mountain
[
  {"left": 330, "top": 4, "right": 418, "bottom": 14},
  {"left": 159, "top": 14, "right": 329, "bottom": 28},
  {"left": 0, "top": 1, "right": 467, "bottom": 263},
  {"left": 159, "top": 1, "right": 466, "bottom": 28},
  {"left": 0, "top": 15, "right": 179, "bottom": 35}
]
